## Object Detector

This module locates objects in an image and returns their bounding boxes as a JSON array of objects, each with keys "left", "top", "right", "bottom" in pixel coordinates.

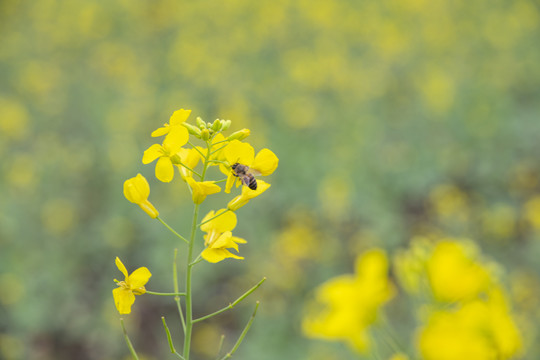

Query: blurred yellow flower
[
  {"left": 186, "top": 177, "right": 221, "bottom": 204},
  {"left": 123, "top": 173, "right": 159, "bottom": 218},
  {"left": 227, "top": 180, "right": 271, "bottom": 211},
  {"left": 418, "top": 288, "right": 522, "bottom": 360},
  {"left": 200, "top": 209, "right": 246, "bottom": 263},
  {"left": 427, "top": 240, "right": 492, "bottom": 302},
  {"left": 524, "top": 195, "right": 540, "bottom": 230},
  {"left": 142, "top": 127, "right": 189, "bottom": 182},
  {"left": 222, "top": 139, "right": 278, "bottom": 193},
  {"left": 151, "top": 108, "right": 192, "bottom": 137},
  {"left": 302, "top": 248, "right": 395, "bottom": 353},
  {"left": 112, "top": 257, "right": 151, "bottom": 314}
]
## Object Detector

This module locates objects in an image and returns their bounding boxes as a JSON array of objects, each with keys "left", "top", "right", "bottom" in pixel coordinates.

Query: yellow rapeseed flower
[
  {"left": 123, "top": 174, "right": 159, "bottom": 218},
  {"left": 151, "top": 108, "right": 192, "bottom": 137},
  {"left": 200, "top": 209, "right": 246, "bottom": 263},
  {"left": 112, "top": 257, "right": 152, "bottom": 314},
  {"left": 222, "top": 140, "right": 278, "bottom": 193},
  {"left": 186, "top": 177, "right": 221, "bottom": 204},
  {"left": 142, "top": 127, "right": 189, "bottom": 182},
  {"left": 302, "top": 249, "right": 394, "bottom": 353}
]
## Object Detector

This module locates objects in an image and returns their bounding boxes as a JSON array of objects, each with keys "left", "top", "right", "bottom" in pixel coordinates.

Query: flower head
[
  {"left": 112, "top": 257, "right": 152, "bottom": 314},
  {"left": 200, "top": 209, "right": 246, "bottom": 263},
  {"left": 222, "top": 140, "right": 278, "bottom": 193},
  {"left": 123, "top": 174, "right": 159, "bottom": 218},
  {"left": 143, "top": 127, "right": 189, "bottom": 182},
  {"left": 151, "top": 109, "right": 192, "bottom": 137}
]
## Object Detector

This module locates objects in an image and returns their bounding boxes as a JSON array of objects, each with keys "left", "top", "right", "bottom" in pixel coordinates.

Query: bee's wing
[{"left": 250, "top": 168, "right": 261, "bottom": 177}]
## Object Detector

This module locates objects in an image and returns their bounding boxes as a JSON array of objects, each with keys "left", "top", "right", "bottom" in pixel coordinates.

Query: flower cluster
[
  {"left": 395, "top": 238, "right": 522, "bottom": 360},
  {"left": 114, "top": 108, "right": 278, "bottom": 315},
  {"left": 303, "top": 238, "right": 523, "bottom": 359}
]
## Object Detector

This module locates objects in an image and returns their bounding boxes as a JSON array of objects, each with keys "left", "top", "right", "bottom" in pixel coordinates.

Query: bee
[{"left": 231, "top": 163, "right": 257, "bottom": 190}]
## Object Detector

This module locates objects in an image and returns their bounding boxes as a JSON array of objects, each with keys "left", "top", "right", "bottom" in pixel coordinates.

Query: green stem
[
  {"left": 182, "top": 203, "right": 199, "bottom": 359},
  {"left": 193, "top": 278, "right": 266, "bottom": 323},
  {"left": 173, "top": 249, "right": 186, "bottom": 333},
  {"left": 120, "top": 318, "right": 139, "bottom": 360},
  {"left": 215, "top": 334, "right": 225, "bottom": 360},
  {"left": 146, "top": 291, "right": 186, "bottom": 296},
  {"left": 198, "top": 209, "right": 231, "bottom": 228},
  {"left": 157, "top": 217, "right": 189, "bottom": 244},
  {"left": 188, "top": 141, "right": 206, "bottom": 158},
  {"left": 177, "top": 161, "right": 202, "bottom": 179},
  {"left": 219, "top": 301, "right": 260, "bottom": 360},
  {"left": 162, "top": 317, "right": 186, "bottom": 359},
  {"left": 183, "top": 139, "right": 212, "bottom": 360}
]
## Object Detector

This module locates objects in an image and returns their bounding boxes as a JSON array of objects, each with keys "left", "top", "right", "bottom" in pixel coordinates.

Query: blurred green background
[{"left": 1, "top": 0, "right": 540, "bottom": 359}]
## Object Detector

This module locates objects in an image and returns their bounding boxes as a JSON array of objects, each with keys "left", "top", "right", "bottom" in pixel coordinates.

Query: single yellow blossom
[
  {"left": 302, "top": 249, "right": 395, "bottom": 353},
  {"left": 227, "top": 180, "right": 271, "bottom": 211},
  {"left": 151, "top": 108, "right": 191, "bottom": 137},
  {"left": 112, "top": 257, "right": 152, "bottom": 314},
  {"left": 143, "top": 127, "right": 189, "bottom": 182},
  {"left": 123, "top": 174, "right": 159, "bottom": 218},
  {"left": 186, "top": 177, "right": 221, "bottom": 204},
  {"left": 222, "top": 140, "right": 278, "bottom": 193},
  {"left": 200, "top": 209, "right": 246, "bottom": 263}
]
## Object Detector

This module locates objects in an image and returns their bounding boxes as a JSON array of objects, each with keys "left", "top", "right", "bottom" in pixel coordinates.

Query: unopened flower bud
[
  {"left": 196, "top": 117, "right": 206, "bottom": 129},
  {"left": 221, "top": 120, "right": 231, "bottom": 131},
  {"left": 211, "top": 119, "right": 222, "bottom": 132},
  {"left": 201, "top": 129, "right": 211, "bottom": 141},
  {"left": 226, "top": 128, "right": 250, "bottom": 141},
  {"left": 182, "top": 123, "right": 202, "bottom": 137}
]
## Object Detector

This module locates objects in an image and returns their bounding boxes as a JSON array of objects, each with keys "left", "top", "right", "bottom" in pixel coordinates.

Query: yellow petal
[
  {"left": 201, "top": 209, "right": 237, "bottom": 233},
  {"left": 201, "top": 248, "right": 244, "bottom": 263},
  {"left": 169, "top": 109, "right": 191, "bottom": 126},
  {"left": 224, "top": 173, "right": 238, "bottom": 193},
  {"left": 143, "top": 144, "right": 163, "bottom": 164},
  {"left": 227, "top": 195, "right": 248, "bottom": 211},
  {"left": 115, "top": 257, "right": 129, "bottom": 279},
  {"left": 211, "top": 231, "right": 239, "bottom": 251},
  {"left": 156, "top": 157, "right": 174, "bottom": 182},
  {"left": 231, "top": 236, "right": 247, "bottom": 244},
  {"left": 163, "top": 126, "right": 189, "bottom": 153},
  {"left": 128, "top": 267, "right": 152, "bottom": 289},
  {"left": 251, "top": 149, "right": 279, "bottom": 176},
  {"left": 113, "top": 287, "right": 135, "bottom": 314},
  {"left": 224, "top": 140, "right": 255, "bottom": 165},
  {"left": 242, "top": 180, "right": 271, "bottom": 200},
  {"left": 123, "top": 174, "right": 150, "bottom": 204},
  {"left": 151, "top": 126, "right": 169, "bottom": 137}
]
